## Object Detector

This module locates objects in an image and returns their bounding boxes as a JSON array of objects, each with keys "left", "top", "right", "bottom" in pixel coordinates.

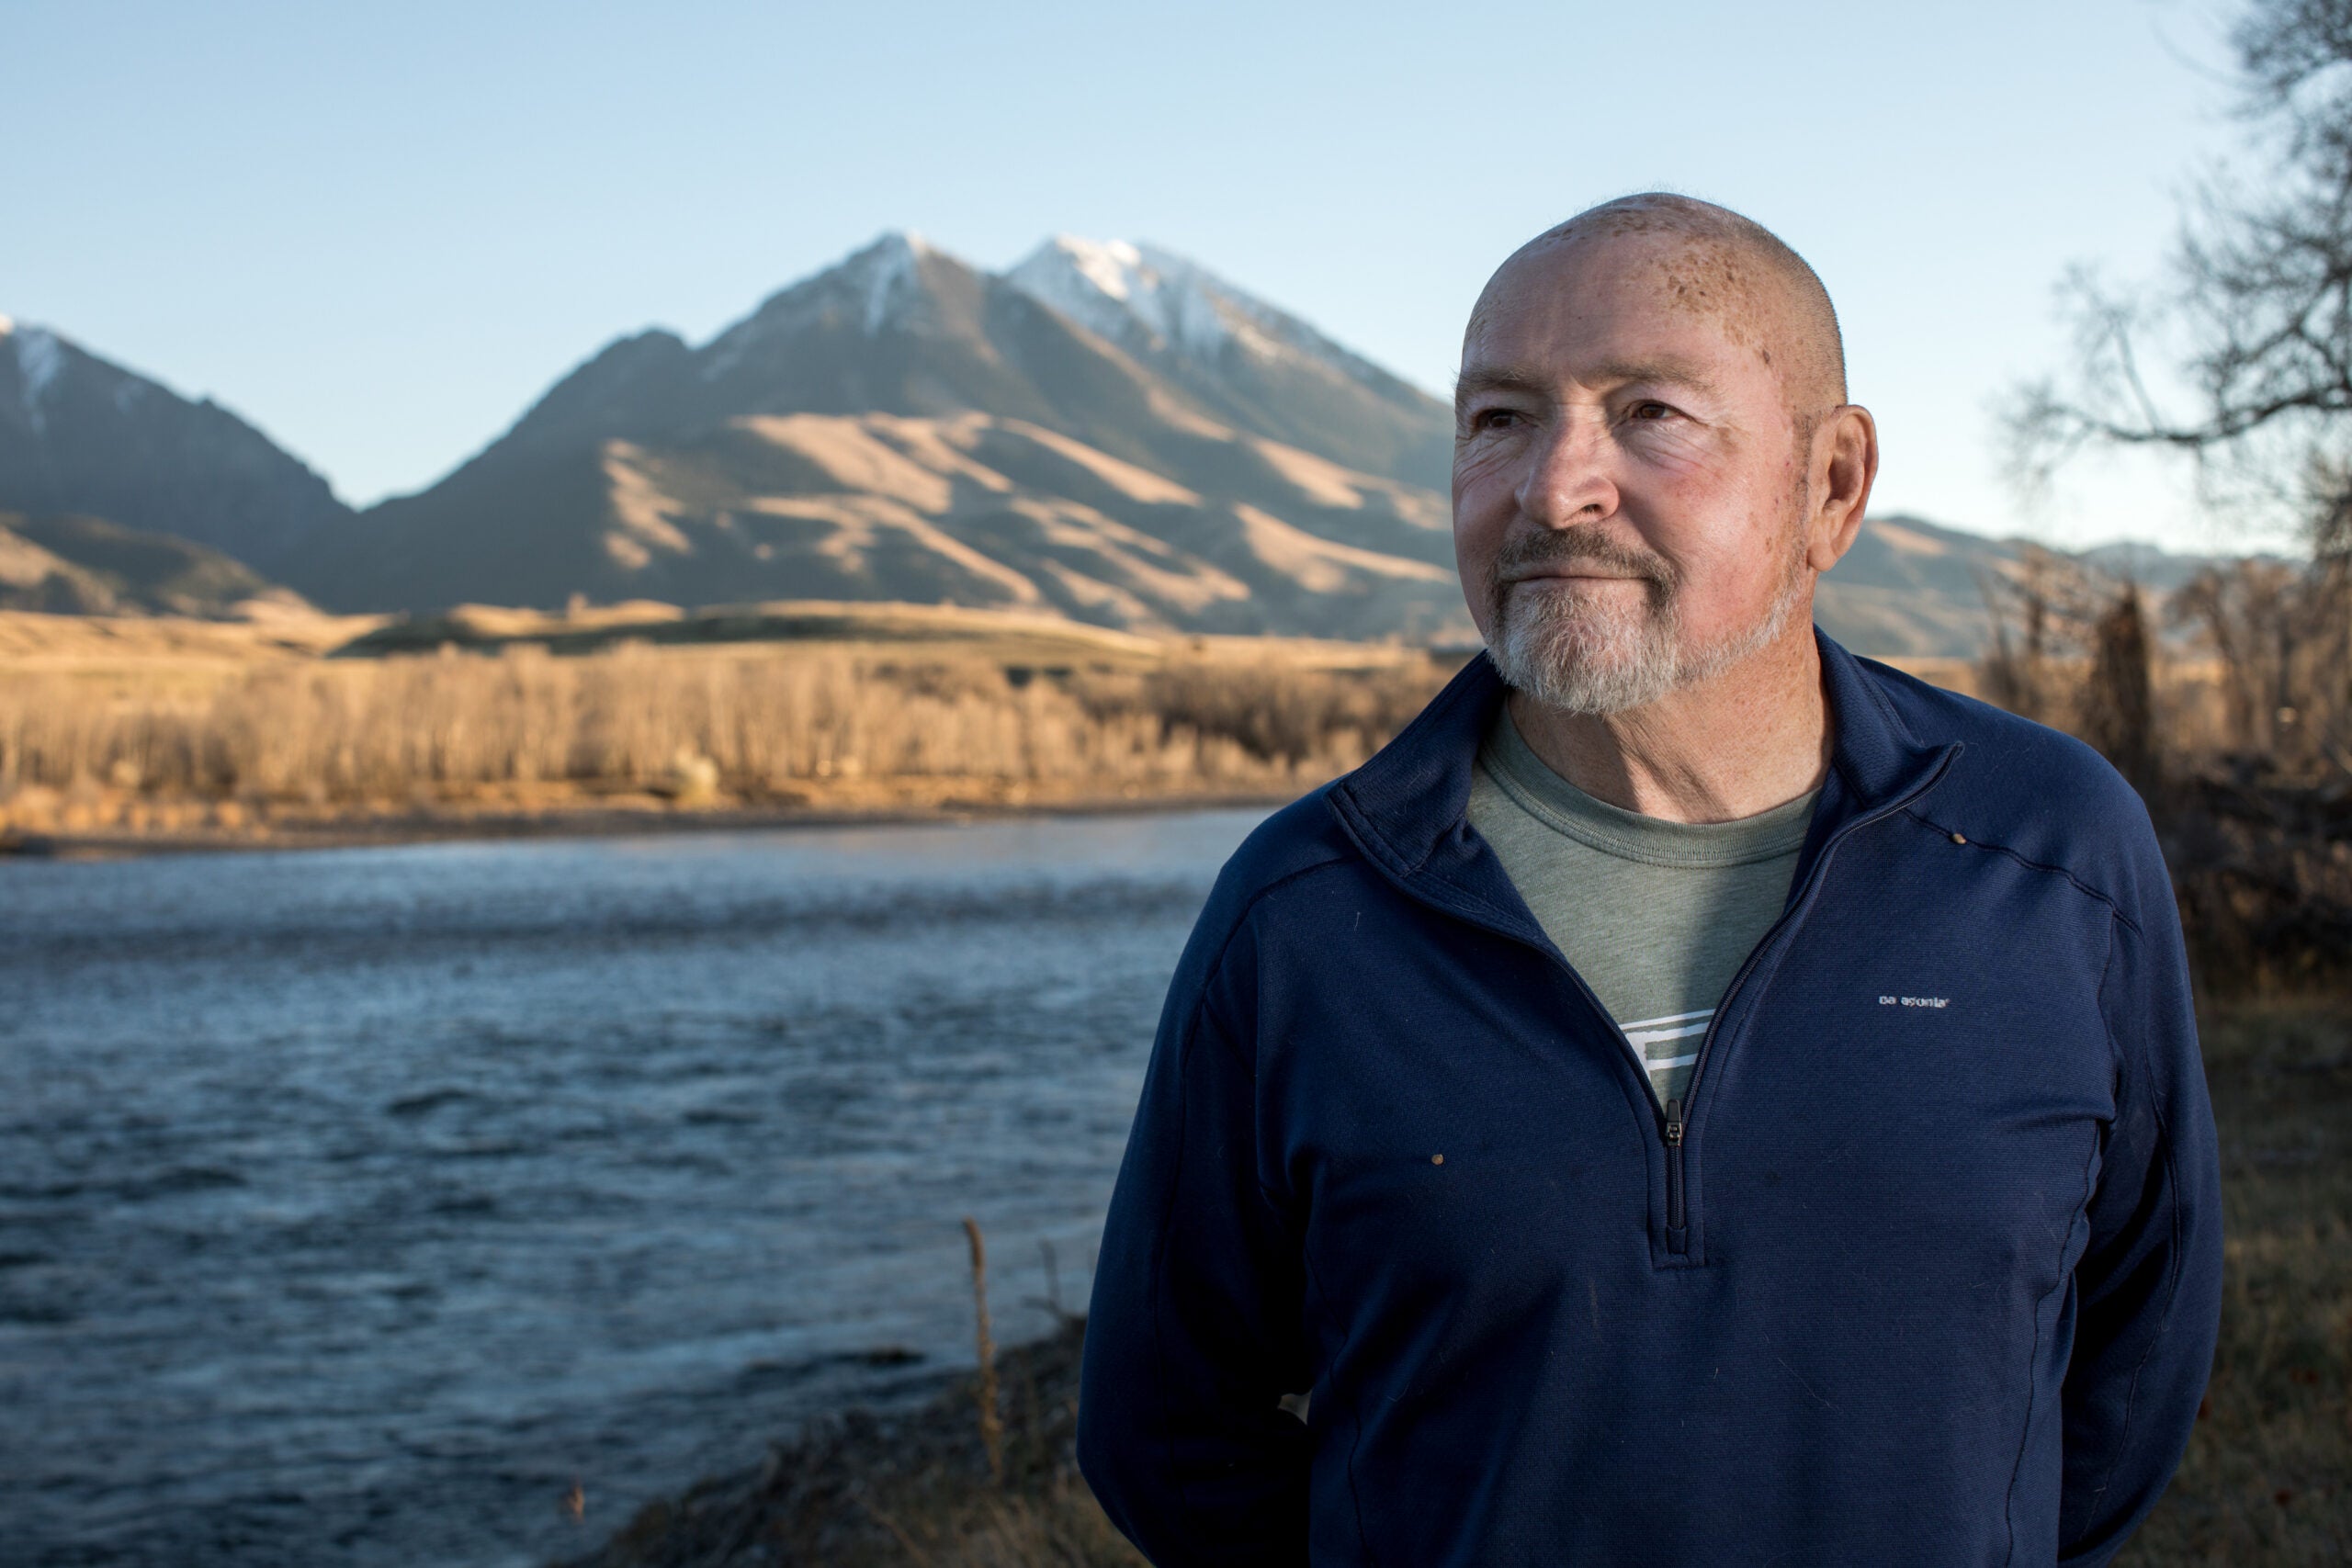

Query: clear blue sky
[{"left": 3, "top": 0, "right": 2275, "bottom": 552}]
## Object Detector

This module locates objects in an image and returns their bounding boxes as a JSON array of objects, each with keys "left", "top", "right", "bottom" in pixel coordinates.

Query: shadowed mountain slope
[
  {"left": 0, "top": 512, "right": 309, "bottom": 616},
  {"left": 0, "top": 319, "right": 352, "bottom": 573}
]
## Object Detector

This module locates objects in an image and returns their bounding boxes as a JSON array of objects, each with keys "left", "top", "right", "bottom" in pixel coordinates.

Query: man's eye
[
  {"left": 1472, "top": 408, "right": 1521, "bottom": 432},
  {"left": 1626, "top": 400, "right": 1676, "bottom": 422}
]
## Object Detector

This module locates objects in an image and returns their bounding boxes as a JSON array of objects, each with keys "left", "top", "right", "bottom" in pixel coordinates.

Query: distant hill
[
  {"left": 0, "top": 512, "right": 309, "bottom": 617},
  {"left": 1816, "top": 515, "right": 2014, "bottom": 658},
  {"left": 0, "top": 318, "right": 352, "bottom": 574},
  {"left": 1814, "top": 514, "right": 2245, "bottom": 658}
]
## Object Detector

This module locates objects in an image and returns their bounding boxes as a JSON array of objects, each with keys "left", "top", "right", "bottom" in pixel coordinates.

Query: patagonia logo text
[{"left": 1879, "top": 995, "right": 1949, "bottom": 1009}]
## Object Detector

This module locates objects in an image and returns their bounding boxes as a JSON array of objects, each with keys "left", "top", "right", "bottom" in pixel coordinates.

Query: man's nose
[{"left": 1515, "top": 413, "right": 1617, "bottom": 528}]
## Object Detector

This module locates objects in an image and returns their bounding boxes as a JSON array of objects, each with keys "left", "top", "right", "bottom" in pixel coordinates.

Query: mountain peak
[
  {"left": 849, "top": 230, "right": 932, "bottom": 334},
  {"left": 1037, "top": 235, "right": 1147, "bottom": 300},
  {"left": 1001, "top": 235, "right": 1442, "bottom": 439},
  {"left": 709, "top": 231, "right": 979, "bottom": 360},
  {"left": 839, "top": 228, "right": 935, "bottom": 275},
  {"left": 1006, "top": 236, "right": 1233, "bottom": 358}
]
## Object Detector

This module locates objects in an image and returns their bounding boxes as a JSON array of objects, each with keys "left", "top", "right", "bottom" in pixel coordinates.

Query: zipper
[{"left": 1663, "top": 1097, "right": 1687, "bottom": 1231}]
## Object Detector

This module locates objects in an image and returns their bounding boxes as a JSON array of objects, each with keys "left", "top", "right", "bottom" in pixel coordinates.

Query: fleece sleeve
[
  {"left": 2056, "top": 889, "right": 2225, "bottom": 1565},
  {"left": 1075, "top": 947, "right": 1313, "bottom": 1565}
]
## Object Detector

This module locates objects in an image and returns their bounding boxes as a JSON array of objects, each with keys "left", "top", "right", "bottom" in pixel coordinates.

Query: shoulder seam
[
  {"left": 1901, "top": 807, "right": 2146, "bottom": 936},
  {"left": 1193, "top": 852, "right": 1360, "bottom": 1022}
]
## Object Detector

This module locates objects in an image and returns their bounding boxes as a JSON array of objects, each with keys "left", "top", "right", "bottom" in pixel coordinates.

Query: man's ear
[{"left": 1805, "top": 405, "right": 1878, "bottom": 572}]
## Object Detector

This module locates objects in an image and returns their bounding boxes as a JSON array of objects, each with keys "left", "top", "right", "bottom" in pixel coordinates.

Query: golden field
[{"left": 0, "top": 602, "right": 1454, "bottom": 848}]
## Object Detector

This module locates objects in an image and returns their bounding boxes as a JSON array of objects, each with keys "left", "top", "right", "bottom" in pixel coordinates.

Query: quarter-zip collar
[{"left": 1328, "top": 628, "right": 1959, "bottom": 931}]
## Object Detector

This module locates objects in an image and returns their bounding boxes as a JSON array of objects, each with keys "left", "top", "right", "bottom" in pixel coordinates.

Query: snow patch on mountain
[
  {"left": 14, "top": 326, "right": 65, "bottom": 434},
  {"left": 1008, "top": 236, "right": 1245, "bottom": 360},
  {"left": 1007, "top": 235, "right": 1413, "bottom": 399},
  {"left": 862, "top": 231, "right": 930, "bottom": 336},
  {"left": 1063, "top": 236, "right": 1140, "bottom": 301},
  {"left": 699, "top": 231, "right": 940, "bottom": 382}
]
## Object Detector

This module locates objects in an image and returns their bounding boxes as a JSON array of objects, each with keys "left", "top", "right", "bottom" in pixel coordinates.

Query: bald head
[{"left": 1469, "top": 193, "right": 1847, "bottom": 425}]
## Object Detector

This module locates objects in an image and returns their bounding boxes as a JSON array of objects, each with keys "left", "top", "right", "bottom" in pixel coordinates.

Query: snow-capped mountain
[
  {"left": 311, "top": 231, "right": 1469, "bottom": 636},
  {"left": 0, "top": 317, "right": 351, "bottom": 575}
]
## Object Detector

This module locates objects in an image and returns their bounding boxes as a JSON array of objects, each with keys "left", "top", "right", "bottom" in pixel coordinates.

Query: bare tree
[
  {"left": 1977, "top": 545, "right": 2107, "bottom": 727},
  {"left": 2015, "top": 0, "right": 2352, "bottom": 768},
  {"left": 2084, "top": 586, "right": 2162, "bottom": 792}
]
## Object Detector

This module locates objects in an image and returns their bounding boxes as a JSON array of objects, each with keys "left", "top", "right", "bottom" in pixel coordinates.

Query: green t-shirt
[{"left": 1464, "top": 709, "right": 1818, "bottom": 1108}]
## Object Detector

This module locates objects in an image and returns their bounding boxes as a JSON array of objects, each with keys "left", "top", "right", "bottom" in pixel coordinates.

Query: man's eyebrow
[{"left": 1452, "top": 367, "right": 1549, "bottom": 412}]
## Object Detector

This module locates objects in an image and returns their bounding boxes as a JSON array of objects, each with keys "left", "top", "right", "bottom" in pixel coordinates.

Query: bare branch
[{"left": 2012, "top": 0, "right": 2352, "bottom": 552}]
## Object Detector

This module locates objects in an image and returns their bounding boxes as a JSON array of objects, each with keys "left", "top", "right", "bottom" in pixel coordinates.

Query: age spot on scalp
[{"left": 1643, "top": 240, "right": 1773, "bottom": 361}]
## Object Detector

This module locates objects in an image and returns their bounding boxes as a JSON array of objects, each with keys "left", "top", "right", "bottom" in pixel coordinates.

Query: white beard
[{"left": 1487, "top": 538, "right": 1811, "bottom": 716}]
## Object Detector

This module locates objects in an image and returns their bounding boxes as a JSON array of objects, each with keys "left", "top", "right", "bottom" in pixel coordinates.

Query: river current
[{"left": 0, "top": 807, "right": 1264, "bottom": 1566}]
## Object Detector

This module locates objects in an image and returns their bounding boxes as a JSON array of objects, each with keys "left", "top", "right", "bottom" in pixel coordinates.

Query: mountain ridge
[
  {"left": 294, "top": 231, "right": 1476, "bottom": 637},
  {"left": 0, "top": 240, "right": 2261, "bottom": 655}
]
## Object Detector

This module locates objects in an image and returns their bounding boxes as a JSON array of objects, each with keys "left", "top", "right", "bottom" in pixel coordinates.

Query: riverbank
[
  {"left": 0, "top": 779, "right": 1300, "bottom": 858},
  {"left": 554, "top": 1316, "right": 1142, "bottom": 1568}
]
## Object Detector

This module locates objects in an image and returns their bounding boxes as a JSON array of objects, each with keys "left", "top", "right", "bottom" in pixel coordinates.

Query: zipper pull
[{"left": 1664, "top": 1098, "right": 1685, "bottom": 1146}]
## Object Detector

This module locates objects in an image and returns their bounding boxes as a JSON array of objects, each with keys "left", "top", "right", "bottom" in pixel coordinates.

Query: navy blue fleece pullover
[{"left": 1077, "top": 634, "right": 2222, "bottom": 1567}]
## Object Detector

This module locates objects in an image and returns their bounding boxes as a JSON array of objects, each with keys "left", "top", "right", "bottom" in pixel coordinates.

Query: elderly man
[{"left": 1075, "top": 194, "right": 2222, "bottom": 1567}]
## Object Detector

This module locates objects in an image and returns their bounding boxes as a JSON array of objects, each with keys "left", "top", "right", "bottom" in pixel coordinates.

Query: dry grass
[
  {"left": 0, "top": 622, "right": 1451, "bottom": 840},
  {"left": 2119, "top": 998, "right": 2352, "bottom": 1565}
]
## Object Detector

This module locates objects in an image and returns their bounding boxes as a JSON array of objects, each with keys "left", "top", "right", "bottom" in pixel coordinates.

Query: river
[{"left": 0, "top": 807, "right": 1264, "bottom": 1567}]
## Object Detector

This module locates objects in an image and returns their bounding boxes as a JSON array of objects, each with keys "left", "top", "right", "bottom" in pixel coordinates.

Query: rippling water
[{"left": 0, "top": 808, "right": 1263, "bottom": 1567}]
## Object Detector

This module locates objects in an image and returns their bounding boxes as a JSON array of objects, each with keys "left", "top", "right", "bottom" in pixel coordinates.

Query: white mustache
[{"left": 1491, "top": 534, "right": 1678, "bottom": 591}]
